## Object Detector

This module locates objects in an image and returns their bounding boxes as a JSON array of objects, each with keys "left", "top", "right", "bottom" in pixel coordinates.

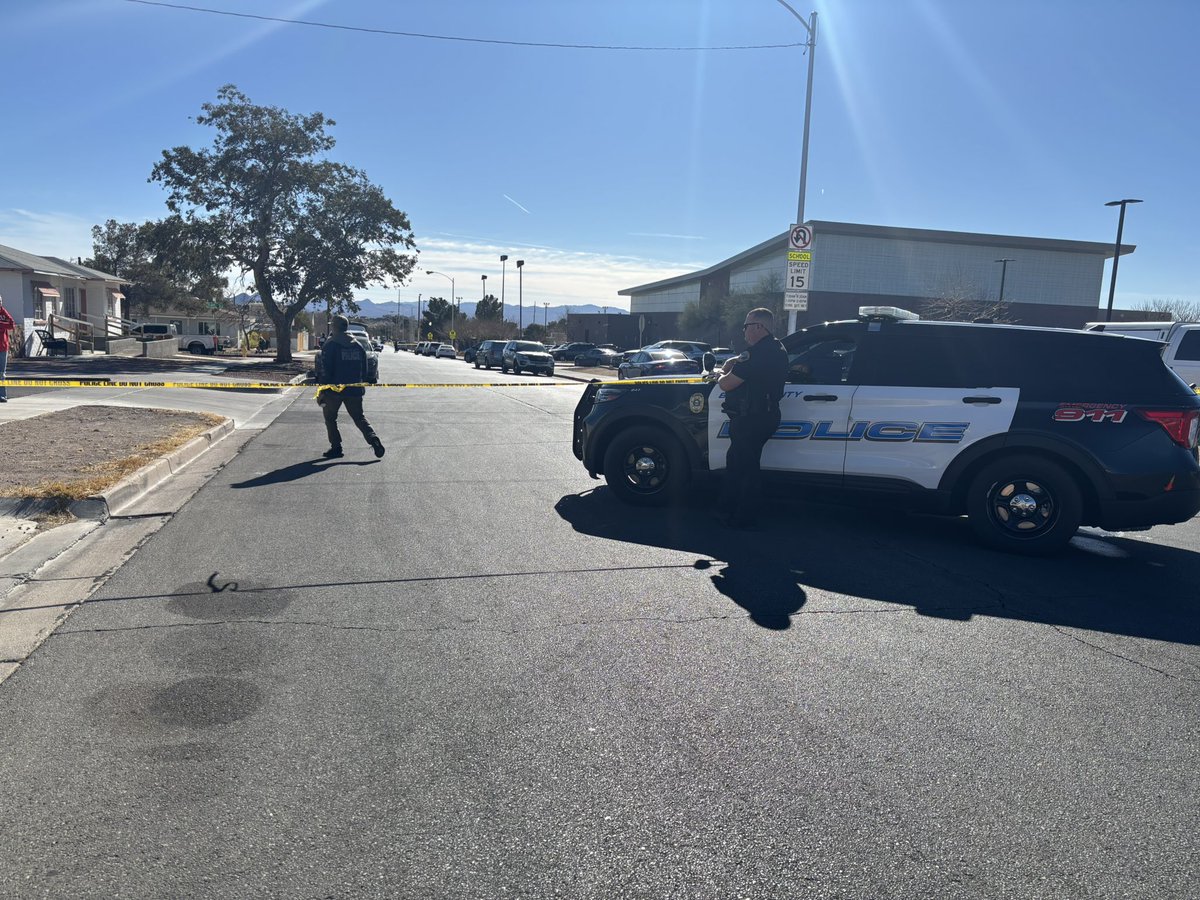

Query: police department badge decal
[{"left": 689, "top": 392, "right": 705, "bottom": 414}]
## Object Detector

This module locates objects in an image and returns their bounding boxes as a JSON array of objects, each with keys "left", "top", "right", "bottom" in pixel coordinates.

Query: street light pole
[
  {"left": 425, "top": 269, "right": 455, "bottom": 342},
  {"left": 516, "top": 260, "right": 524, "bottom": 337},
  {"left": 500, "top": 255, "right": 509, "bottom": 331},
  {"left": 994, "top": 258, "right": 1013, "bottom": 307},
  {"left": 543, "top": 301, "right": 549, "bottom": 327},
  {"left": 481, "top": 275, "right": 488, "bottom": 334},
  {"left": 776, "top": 1, "right": 818, "bottom": 336},
  {"left": 1104, "top": 198, "right": 1142, "bottom": 322}
]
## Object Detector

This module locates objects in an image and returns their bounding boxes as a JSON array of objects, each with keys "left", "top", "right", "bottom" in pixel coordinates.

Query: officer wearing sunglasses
[{"left": 714, "top": 307, "right": 788, "bottom": 528}]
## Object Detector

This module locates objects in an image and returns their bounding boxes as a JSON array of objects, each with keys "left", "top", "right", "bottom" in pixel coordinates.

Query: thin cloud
[
  {"left": 502, "top": 194, "right": 531, "bottom": 214},
  {"left": 629, "top": 232, "right": 706, "bottom": 240},
  {"left": 381, "top": 235, "right": 709, "bottom": 310}
]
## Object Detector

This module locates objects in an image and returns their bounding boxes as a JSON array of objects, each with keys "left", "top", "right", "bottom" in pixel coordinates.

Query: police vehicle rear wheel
[
  {"left": 602, "top": 426, "right": 689, "bottom": 506},
  {"left": 967, "top": 455, "right": 1082, "bottom": 555}
]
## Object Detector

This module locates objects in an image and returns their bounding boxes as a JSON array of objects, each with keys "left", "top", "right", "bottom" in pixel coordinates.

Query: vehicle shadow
[
  {"left": 554, "top": 487, "right": 1200, "bottom": 645},
  {"left": 230, "top": 458, "right": 379, "bottom": 489}
]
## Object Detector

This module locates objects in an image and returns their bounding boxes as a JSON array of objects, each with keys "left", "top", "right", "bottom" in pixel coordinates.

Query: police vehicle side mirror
[{"left": 702, "top": 351, "right": 716, "bottom": 373}]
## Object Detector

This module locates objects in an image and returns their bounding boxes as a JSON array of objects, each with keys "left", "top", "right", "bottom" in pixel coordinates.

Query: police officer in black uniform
[
  {"left": 715, "top": 307, "right": 788, "bottom": 527},
  {"left": 317, "top": 315, "right": 385, "bottom": 460}
]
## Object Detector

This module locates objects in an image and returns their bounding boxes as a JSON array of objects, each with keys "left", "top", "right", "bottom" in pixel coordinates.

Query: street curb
[
  {"left": 0, "top": 419, "right": 236, "bottom": 523},
  {"left": 80, "top": 418, "right": 237, "bottom": 520}
]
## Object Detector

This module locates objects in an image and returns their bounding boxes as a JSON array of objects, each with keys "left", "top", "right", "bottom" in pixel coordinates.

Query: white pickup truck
[
  {"left": 1084, "top": 321, "right": 1200, "bottom": 386},
  {"left": 130, "top": 322, "right": 231, "bottom": 355}
]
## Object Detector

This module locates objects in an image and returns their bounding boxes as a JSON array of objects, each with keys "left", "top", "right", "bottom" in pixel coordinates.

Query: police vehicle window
[
  {"left": 785, "top": 328, "right": 859, "bottom": 384},
  {"left": 853, "top": 325, "right": 1004, "bottom": 388},
  {"left": 1176, "top": 330, "right": 1200, "bottom": 361}
]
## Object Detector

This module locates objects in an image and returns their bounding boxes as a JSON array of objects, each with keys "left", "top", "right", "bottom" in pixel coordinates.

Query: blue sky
[{"left": 2, "top": 0, "right": 1196, "bottom": 313}]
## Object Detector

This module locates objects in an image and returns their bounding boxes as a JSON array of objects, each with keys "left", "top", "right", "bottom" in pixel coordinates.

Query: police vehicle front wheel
[
  {"left": 966, "top": 455, "right": 1083, "bottom": 555},
  {"left": 602, "top": 426, "right": 689, "bottom": 506}
]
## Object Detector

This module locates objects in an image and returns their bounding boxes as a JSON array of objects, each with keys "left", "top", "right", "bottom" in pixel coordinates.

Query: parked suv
[
  {"left": 475, "top": 339, "right": 507, "bottom": 369},
  {"left": 573, "top": 306, "right": 1200, "bottom": 554},
  {"left": 503, "top": 340, "right": 555, "bottom": 376},
  {"left": 552, "top": 342, "right": 596, "bottom": 362}
]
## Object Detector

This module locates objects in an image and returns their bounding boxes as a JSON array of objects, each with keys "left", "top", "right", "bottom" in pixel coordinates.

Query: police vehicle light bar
[{"left": 858, "top": 306, "right": 920, "bottom": 322}]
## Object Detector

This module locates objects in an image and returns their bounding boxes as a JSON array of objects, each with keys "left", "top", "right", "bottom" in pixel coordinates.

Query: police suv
[{"left": 572, "top": 307, "right": 1200, "bottom": 554}]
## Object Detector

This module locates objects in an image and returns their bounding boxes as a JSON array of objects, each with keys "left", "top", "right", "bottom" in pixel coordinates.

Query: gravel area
[{"left": 0, "top": 406, "right": 225, "bottom": 499}]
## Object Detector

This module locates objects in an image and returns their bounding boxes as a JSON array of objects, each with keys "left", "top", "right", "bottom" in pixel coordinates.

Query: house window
[
  {"left": 198, "top": 321, "right": 217, "bottom": 335},
  {"left": 63, "top": 287, "right": 77, "bottom": 318},
  {"left": 169, "top": 320, "right": 184, "bottom": 333}
]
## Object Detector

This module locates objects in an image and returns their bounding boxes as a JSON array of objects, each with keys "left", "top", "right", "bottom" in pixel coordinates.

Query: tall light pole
[
  {"left": 416, "top": 293, "right": 423, "bottom": 339},
  {"left": 516, "top": 260, "right": 524, "bottom": 337},
  {"left": 543, "top": 301, "right": 549, "bottom": 327},
  {"left": 481, "top": 274, "right": 488, "bottom": 331},
  {"left": 500, "top": 254, "right": 509, "bottom": 330},
  {"left": 994, "top": 258, "right": 1013, "bottom": 307},
  {"left": 425, "top": 269, "right": 455, "bottom": 342},
  {"left": 1104, "top": 198, "right": 1142, "bottom": 322},
  {"left": 777, "top": 2, "right": 818, "bottom": 335}
]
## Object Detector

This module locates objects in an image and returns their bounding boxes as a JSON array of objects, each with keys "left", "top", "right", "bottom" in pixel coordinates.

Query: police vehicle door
[
  {"left": 709, "top": 323, "right": 861, "bottom": 481},
  {"left": 842, "top": 325, "right": 1019, "bottom": 490}
]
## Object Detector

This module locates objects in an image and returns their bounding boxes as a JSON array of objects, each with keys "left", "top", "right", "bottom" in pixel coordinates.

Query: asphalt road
[{"left": 1, "top": 349, "right": 1197, "bottom": 898}]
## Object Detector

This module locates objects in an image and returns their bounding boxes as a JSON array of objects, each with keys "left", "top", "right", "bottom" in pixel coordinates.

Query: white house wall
[{"left": 0, "top": 272, "right": 24, "bottom": 316}]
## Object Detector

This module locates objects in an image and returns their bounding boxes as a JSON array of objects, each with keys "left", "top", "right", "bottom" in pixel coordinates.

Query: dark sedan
[
  {"left": 573, "top": 347, "right": 622, "bottom": 367},
  {"left": 617, "top": 349, "right": 702, "bottom": 380}
]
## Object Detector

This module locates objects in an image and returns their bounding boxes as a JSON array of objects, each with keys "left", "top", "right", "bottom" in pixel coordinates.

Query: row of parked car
[{"left": 402, "top": 335, "right": 741, "bottom": 381}]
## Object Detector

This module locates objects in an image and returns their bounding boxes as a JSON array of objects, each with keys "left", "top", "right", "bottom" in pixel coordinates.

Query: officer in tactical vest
[
  {"left": 715, "top": 307, "right": 788, "bottom": 527},
  {"left": 317, "top": 315, "right": 385, "bottom": 460}
]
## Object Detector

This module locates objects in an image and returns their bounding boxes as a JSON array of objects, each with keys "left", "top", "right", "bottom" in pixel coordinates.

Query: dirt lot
[{"left": 0, "top": 406, "right": 225, "bottom": 501}]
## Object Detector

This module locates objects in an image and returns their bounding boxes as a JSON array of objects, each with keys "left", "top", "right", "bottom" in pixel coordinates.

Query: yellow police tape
[{"left": 0, "top": 377, "right": 709, "bottom": 392}]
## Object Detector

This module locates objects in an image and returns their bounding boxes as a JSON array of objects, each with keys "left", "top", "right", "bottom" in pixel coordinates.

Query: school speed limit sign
[{"left": 787, "top": 258, "right": 810, "bottom": 290}]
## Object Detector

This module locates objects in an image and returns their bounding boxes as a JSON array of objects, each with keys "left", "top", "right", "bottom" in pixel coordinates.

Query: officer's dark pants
[
  {"left": 322, "top": 391, "right": 378, "bottom": 450},
  {"left": 717, "top": 410, "right": 781, "bottom": 524}
]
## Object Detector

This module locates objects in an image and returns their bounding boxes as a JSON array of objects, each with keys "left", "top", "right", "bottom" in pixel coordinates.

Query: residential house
[{"left": 0, "top": 243, "right": 125, "bottom": 354}]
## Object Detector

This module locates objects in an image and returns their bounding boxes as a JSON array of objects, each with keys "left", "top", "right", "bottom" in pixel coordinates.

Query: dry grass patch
[{"left": 0, "top": 407, "right": 227, "bottom": 503}]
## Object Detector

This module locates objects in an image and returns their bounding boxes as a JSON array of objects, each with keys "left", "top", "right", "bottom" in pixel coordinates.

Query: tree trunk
[{"left": 268, "top": 304, "right": 294, "bottom": 363}]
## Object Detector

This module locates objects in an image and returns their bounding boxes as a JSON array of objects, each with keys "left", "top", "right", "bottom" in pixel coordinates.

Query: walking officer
[
  {"left": 317, "top": 314, "right": 385, "bottom": 460},
  {"left": 715, "top": 307, "right": 788, "bottom": 527}
]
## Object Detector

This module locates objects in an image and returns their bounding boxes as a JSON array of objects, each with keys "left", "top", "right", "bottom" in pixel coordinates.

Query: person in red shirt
[{"left": 0, "top": 293, "right": 15, "bottom": 403}]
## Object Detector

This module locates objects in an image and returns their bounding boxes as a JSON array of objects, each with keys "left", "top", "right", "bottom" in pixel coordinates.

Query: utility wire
[{"left": 123, "top": 0, "right": 805, "bottom": 51}]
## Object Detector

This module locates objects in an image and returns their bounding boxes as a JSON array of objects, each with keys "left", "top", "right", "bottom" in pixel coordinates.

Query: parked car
[
  {"left": 617, "top": 349, "right": 702, "bottom": 380},
  {"left": 436, "top": 343, "right": 456, "bottom": 359},
  {"left": 475, "top": 339, "right": 507, "bottom": 369},
  {"left": 422, "top": 341, "right": 440, "bottom": 356},
  {"left": 462, "top": 344, "right": 479, "bottom": 364},
  {"left": 709, "top": 347, "right": 737, "bottom": 365},
  {"left": 371, "top": 337, "right": 384, "bottom": 352},
  {"left": 552, "top": 341, "right": 597, "bottom": 362},
  {"left": 573, "top": 347, "right": 623, "bottom": 367},
  {"left": 643, "top": 340, "right": 712, "bottom": 362},
  {"left": 502, "top": 340, "right": 555, "bottom": 376},
  {"left": 574, "top": 305, "right": 1200, "bottom": 554}
]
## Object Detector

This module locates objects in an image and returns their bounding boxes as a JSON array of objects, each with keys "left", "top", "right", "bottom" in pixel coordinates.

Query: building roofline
[{"left": 619, "top": 220, "right": 1135, "bottom": 296}]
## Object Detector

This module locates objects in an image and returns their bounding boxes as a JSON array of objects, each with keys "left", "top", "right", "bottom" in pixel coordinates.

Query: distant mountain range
[{"left": 230, "top": 294, "right": 626, "bottom": 323}]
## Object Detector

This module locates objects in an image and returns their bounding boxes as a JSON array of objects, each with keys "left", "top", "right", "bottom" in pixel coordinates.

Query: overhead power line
[{"left": 123, "top": 0, "right": 804, "bottom": 51}]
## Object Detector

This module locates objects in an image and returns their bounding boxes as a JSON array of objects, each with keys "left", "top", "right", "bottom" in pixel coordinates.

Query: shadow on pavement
[
  {"left": 230, "top": 458, "right": 379, "bottom": 489},
  {"left": 553, "top": 486, "right": 1200, "bottom": 645}
]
